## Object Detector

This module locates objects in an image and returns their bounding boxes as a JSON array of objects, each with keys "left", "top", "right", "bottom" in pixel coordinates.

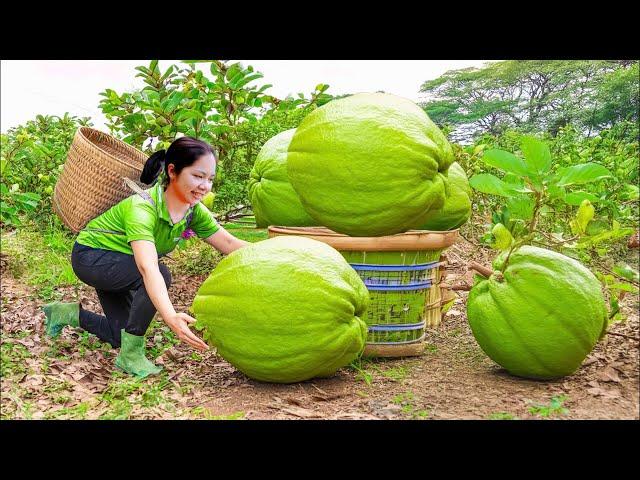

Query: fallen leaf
[
  {"left": 597, "top": 367, "right": 622, "bottom": 383},
  {"left": 280, "top": 406, "right": 321, "bottom": 419},
  {"left": 333, "top": 412, "right": 379, "bottom": 420},
  {"left": 311, "top": 394, "right": 343, "bottom": 402},
  {"left": 78, "top": 373, "right": 95, "bottom": 384},
  {"left": 310, "top": 384, "right": 329, "bottom": 396}
]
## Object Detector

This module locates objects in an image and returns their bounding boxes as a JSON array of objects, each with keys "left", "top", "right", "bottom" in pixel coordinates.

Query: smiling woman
[{"left": 42, "top": 136, "right": 249, "bottom": 379}]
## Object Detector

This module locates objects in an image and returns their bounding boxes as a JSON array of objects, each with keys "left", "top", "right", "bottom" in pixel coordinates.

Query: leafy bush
[{"left": 1, "top": 113, "right": 92, "bottom": 228}]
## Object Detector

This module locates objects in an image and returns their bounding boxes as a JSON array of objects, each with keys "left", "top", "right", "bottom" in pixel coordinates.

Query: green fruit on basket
[{"left": 287, "top": 92, "right": 454, "bottom": 237}]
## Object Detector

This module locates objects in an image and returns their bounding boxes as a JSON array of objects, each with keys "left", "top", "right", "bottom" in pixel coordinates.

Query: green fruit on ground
[
  {"left": 287, "top": 93, "right": 454, "bottom": 237},
  {"left": 201, "top": 192, "right": 215, "bottom": 211},
  {"left": 467, "top": 246, "right": 608, "bottom": 380},
  {"left": 419, "top": 162, "right": 471, "bottom": 231},
  {"left": 191, "top": 236, "right": 369, "bottom": 383},
  {"left": 248, "top": 129, "right": 317, "bottom": 228}
]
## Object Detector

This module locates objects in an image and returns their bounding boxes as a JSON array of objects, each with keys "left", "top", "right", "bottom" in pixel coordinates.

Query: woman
[{"left": 42, "top": 137, "right": 249, "bottom": 378}]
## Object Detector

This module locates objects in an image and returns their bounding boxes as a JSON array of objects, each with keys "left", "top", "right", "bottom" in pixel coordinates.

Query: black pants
[{"left": 71, "top": 242, "right": 171, "bottom": 348}]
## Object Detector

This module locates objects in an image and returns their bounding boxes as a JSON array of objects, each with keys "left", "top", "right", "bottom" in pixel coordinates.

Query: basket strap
[
  {"left": 123, "top": 177, "right": 155, "bottom": 207},
  {"left": 123, "top": 177, "right": 194, "bottom": 228}
]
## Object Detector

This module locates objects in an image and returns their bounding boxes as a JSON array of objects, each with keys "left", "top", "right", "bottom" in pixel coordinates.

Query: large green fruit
[
  {"left": 201, "top": 192, "right": 215, "bottom": 211},
  {"left": 419, "top": 162, "right": 471, "bottom": 231},
  {"left": 467, "top": 246, "right": 608, "bottom": 379},
  {"left": 191, "top": 236, "right": 369, "bottom": 383},
  {"left": 248, "top": 129, "right": 317, "bottom": 228},
  {"left": 287, "top": 93, "right": 454, "bottom": 237}
]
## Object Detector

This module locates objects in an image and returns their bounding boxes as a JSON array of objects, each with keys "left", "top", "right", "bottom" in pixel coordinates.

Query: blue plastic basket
[{"left": 342, "top": 253, "right": 442, "bottom": 345}]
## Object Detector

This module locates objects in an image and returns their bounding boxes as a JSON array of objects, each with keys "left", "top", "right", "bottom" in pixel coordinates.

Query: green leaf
[
  {"left": 577, "top": 226, "right": 635, "bottom": 248},
  {"left": 234, "top": 73, "right": 264, "bottom": 89},
  {"left": 570, "top": 199, "right": 595, "bottom": 235},
  {"left": 556, "top": 163, "right": 612, "bottom": 186},
  {"left": 1, "top": 203, "right": 17, "bottom": 215},
  {"left": 134, "top": 66, "right": 151, "bottom": 76},
  {"left": 165, "top": 91, "right": 185, "bottom": 112},
  {"left": 469, "top": 174, "right": 518, "bottom": 197},
  {"left": 613, "top": 263, "right": 639, "bottom": 282},
  {"left": 563, "top": 191, "right": 600, "bottom": 206},
  {"left": 621, "top": 183, "right": 639, "bottom": 201},
  {"left": 521, "top": 136, "right": 552, "bottom": 175},
  {"left": 18, "top": 192, "right": 41, "bottom": 201},
  {"left": 160, "top": 65, "right": 175, "bottom": 81},
  {"left": 506, "top": 195, "right": 535, "bottom": 220},
  {"left": 174, "top": 110, "right": 204, "bottom": 122},
  {"left": 492, "top": 223, "right": 514, "bottom": 250},
  {"left": 473, "top": 144, "right": 487, "bottom": 156},
  {"left": 481, "top": 149, "right": 529, "bottom": 176},
  {"left": 608, "top": 283, "right": 639, "bottom": 293},
  {"left": 547, "top": 184, "right": 566, "bottom": 200}
]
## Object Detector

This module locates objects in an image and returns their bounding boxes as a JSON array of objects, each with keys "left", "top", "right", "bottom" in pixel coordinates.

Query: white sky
[{"left": 1, "top": 60, "right": 493, "bottom": 132}]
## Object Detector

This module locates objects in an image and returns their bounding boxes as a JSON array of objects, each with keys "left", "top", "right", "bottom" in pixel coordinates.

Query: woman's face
[{"left": 167, "top": 153, "right": 216, "bottom": 206}]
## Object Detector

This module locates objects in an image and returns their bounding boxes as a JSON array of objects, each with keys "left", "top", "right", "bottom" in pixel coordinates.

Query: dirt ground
[{"left": 1, "top": 239, "right": 638, "bottom": 420}]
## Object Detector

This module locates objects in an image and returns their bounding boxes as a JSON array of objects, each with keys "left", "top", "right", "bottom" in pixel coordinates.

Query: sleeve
[
  {"left": 190, "top": 203, "right": 220, "bottom": 239},
  {"left": 123, "top": 199, "right": 158, "bottom": 244}
]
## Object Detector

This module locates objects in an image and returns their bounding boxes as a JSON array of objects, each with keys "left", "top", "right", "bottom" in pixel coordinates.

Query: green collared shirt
[{"left": 76, "top": 182, "right": 219, "bottom": 255}]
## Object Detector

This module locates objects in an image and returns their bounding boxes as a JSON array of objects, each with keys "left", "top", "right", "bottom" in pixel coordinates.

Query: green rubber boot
[
  {"left": 114, "top": 329, "right": 163, "bottom": 379},
  {"left": 42, "top": 302, "right": 80, "bottom": 338}
]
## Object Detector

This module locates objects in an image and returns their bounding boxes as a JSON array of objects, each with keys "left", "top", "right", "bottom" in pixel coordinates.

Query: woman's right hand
[{"left": 164, "top": 312, "right": 208, "bottom": 351}]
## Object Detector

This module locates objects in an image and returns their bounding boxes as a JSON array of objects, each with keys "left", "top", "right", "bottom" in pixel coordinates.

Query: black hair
[{"left": 140, "top": 136, "right": 217, "bottom": 187}]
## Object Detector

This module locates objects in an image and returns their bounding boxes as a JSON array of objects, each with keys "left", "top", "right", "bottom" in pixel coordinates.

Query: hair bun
[{"left": 140, "top": 149, "right": 166, "bottom": 185}]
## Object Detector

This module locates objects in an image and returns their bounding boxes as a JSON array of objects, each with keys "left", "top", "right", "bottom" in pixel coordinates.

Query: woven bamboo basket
[
  {"left": 53, "top": 127, "right": 148, "bottom": 233},
  {"left": 267, "top": 226, "right": 459, "bottom": 358}
]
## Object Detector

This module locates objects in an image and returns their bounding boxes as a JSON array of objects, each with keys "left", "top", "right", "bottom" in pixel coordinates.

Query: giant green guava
[
  {"left": 287, "top": 93, "right": 454, "bottom": 237},
  {"left": 191, "top": 236, "right": 369, "bottom": 383},
  {"left": 467, "top": 246, "right": 608, "bottom": 379},
  {"left": 248, "top": 129, "right": 317, "bottom": 228},
  {"left": 419, "top": 162, "right": 471, "bottom": 231}
]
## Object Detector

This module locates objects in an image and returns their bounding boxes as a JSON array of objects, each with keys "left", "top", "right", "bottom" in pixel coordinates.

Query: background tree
[{"left": 420, "top": 60, "right": 638, "bottom": 143}]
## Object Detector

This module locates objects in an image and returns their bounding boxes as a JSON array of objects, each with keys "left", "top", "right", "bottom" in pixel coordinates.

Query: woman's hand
[{"left": 164, "top": 312, "right": 208, "bottom": 351}]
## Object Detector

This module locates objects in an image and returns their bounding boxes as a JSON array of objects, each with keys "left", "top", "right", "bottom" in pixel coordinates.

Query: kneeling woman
[{"left": 42, "top": 137, "right": 249, "bottom": 378}]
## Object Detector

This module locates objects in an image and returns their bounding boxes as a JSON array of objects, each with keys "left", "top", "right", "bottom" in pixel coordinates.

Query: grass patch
[
  {"left": 46, "top": 401, "right": 92, "bottom": 420},
  {"left": 191, "top": 407, "right": 245, "bottom": 420},
  {"left": 392, "top": 391, "right": 430, "bottom": 419},
  {"left": 1, "top": 340, "right": 32, "bottom": 378},
  {"left": 349, "top": 357, "right": 377, "bottom": 385},
  {"left": 1, "top": 226, "right": 78, "bottom": 301},
  {"left": 97, "top": 371, "right": 175, "bottom": 419},
  {"left": 146, "top": 320, "right": 180, "bottom": 359},
  {"left": 381, "top": 365, "right": 410, "bottom": 382},
  {"left": 424, "top": 344, "right": 438, "bottom": 353},
  {"left": 528, "top": 395, "right": 569, "bottom": 418}
]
